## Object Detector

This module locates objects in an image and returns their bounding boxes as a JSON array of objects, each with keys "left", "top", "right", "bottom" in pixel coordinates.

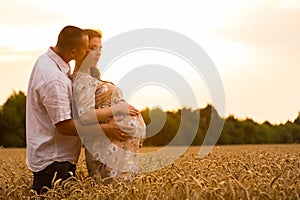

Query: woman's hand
[{"left": 112, "top": 101, "right": 139, "bottom": 116}]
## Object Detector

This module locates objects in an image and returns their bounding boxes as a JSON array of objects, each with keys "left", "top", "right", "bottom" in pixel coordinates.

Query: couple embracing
[{"left": 26, "top": 25, "right": 146, "bottom": 194}]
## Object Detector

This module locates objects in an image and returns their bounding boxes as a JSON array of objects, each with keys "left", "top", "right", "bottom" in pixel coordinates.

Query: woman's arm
[
  {"left": 79, "top": 106, "right": 112, "bottom": 124},
  {"left": 79, "top": 101, "right": 139, "bottom": 125}
]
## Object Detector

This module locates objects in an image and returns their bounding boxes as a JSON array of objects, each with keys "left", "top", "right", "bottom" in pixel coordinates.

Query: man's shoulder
[
  {"left": 36, "top": 52, "right": 55, "bottom": 67},
  {"left": 32, "top": 56, "right": 67, "bottom": 87}
]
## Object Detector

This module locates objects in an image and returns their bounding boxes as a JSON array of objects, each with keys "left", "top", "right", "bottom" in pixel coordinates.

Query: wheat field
[{"left": 0, "top": 144, "right": 299, "bottom": 199}]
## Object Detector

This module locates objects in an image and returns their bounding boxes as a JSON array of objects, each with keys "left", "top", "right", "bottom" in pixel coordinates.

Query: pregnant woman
[{"left": 72, "top": 29, "right": 146, "bottom": 183}]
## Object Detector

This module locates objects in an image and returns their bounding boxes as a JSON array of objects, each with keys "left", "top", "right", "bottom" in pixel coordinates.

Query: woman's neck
[{"left": 74, "top": 61, "right": 90, "bottom": 74}]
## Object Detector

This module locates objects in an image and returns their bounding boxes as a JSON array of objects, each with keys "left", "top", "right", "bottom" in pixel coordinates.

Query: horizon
[{"left": 1, "top": 89, "right": 299, "bottom": 126}]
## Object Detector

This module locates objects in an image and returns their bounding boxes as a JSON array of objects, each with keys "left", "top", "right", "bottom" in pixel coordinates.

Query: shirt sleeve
[{"left": 39, "top": 79, "right": 72, "bottom": 125}]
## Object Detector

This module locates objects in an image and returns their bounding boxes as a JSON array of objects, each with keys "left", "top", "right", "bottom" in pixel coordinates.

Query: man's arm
[
  {"left": 55, "top": 119, "right": 78, "bottom": 136},
  {"left": 55, "top": 118, "right": 132, "bottom": 140}
]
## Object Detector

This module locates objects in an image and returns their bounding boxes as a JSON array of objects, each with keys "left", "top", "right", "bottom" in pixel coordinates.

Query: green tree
[
  {"left": 0, "top": 90, "right": 26, "bottom": 147},
  {"left": 275, "top": 125, "right": 293, "bottom": 143}
]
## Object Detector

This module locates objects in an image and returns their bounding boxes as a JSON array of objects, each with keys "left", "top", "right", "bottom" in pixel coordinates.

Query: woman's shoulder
[{"left": 73, "top": 72, "right": 100, "bottom": 86}]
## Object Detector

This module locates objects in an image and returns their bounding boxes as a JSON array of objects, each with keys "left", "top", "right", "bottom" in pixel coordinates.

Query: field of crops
[{"left": 0, "top": 144, "right": 299, "bottom": 199}]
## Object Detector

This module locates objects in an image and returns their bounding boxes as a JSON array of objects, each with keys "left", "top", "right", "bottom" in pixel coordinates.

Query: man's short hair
[{"left": 56, "top": 25, "right": 87, "bottom": 51}]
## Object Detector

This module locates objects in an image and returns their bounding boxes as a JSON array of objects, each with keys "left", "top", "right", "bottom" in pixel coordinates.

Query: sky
[{"left": 0, "top": 0, "right": 300, "bottom": 124}]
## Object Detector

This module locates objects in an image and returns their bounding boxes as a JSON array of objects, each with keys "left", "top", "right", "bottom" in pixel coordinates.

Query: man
[{"left": 26, "top": 25, "right": 130, "bottom": 194}]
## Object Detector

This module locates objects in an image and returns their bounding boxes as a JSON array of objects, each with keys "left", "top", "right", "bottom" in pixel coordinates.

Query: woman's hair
[
  {"left": 90, "top": 67, "right": 101, "bottom": 80},
  {"left": 84, "top": 29, "right": 102, "bottom": 40},
  {"left": 56, "top": 25, "right": 87, "bottom": 50},
  {"left": 84, "top": 29, "right": 102, "bottom": 80}
]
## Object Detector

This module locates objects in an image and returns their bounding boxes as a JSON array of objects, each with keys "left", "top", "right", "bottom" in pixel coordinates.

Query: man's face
[{"left": 73, "top": 35, "right": 89, "bottom": 60}]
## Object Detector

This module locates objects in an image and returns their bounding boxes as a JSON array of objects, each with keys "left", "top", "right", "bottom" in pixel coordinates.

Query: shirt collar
[{"left": 47, "top": 47, "right": 71, "bottom": 76}]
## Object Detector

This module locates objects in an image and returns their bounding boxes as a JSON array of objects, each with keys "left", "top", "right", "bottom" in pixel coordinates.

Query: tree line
[
  {"left": 0, "top": 91, "right": 300, "bottom": 147},
  {"left": 140, "top": 106, "right": 300, "bottom": 146}
]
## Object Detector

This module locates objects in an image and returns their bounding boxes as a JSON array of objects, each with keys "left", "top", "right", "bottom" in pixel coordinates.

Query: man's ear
[{"left": 70, "top": 48, "right": 77, "bottom": 58}]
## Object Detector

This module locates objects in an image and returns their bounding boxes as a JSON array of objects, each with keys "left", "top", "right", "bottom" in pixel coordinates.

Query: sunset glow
[{"left": 0, "top": 0, "right": 299, "bottom": 124}]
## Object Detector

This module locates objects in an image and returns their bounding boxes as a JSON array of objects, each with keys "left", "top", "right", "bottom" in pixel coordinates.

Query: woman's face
[
  {"left": 80, "top": 36, "right": 102, "bottom": 69},
  {"left": 89, "top": 37, "right": 102, "bottom": 60}
]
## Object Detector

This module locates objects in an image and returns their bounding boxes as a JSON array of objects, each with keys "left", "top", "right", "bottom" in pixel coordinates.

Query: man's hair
[
  {"left": 56, "top": 25, "right": 87, "bottom": 51},
  {"left": 84, "top": 29, "right": 102, "bottom": 40}
]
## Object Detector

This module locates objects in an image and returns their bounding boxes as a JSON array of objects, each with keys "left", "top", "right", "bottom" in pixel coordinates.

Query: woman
[{"left": 72, "top": 29, "right": 146, "bottom": 182}]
